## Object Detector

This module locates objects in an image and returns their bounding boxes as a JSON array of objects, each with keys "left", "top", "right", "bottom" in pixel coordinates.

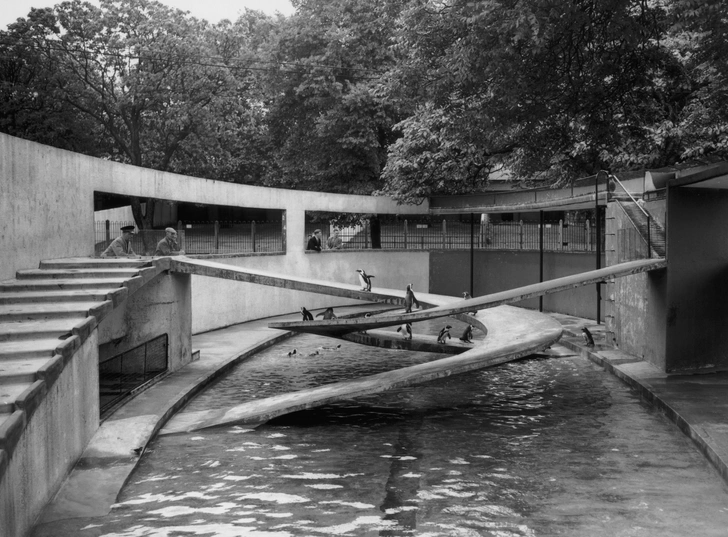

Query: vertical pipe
[
  {"left": 539, "top": 210, "right": 544, "bottom": 312},
  {"left": 596, "top": 173, "right": 602, "bottom": 322},
  {"left": 252, "top": 220, "right": 257, "bottom": 253},
  {"left": 105, "top": 220, "right": 111, "bottom": 248},
  {"left": 470, "top": 213, "right": 474, "bottom": 296}
]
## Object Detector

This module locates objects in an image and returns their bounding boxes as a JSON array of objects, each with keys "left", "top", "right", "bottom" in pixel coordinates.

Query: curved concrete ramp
[
  {"left": 160, "top": 305, "right": 562, "bottom": 434},
  {"left": 268, "top": 258, "right": 667, "bottom": 336}
]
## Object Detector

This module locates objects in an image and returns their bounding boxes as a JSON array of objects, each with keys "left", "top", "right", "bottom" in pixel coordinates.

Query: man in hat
[
  {"left": 101, "top": 225, "right": 138, "bottom": 258},
  {"left": 154, "top": 227, "right": 184, "bottom": 256},
  {"left": 306, "top": 229, "right": 322, "bottom": 252}
]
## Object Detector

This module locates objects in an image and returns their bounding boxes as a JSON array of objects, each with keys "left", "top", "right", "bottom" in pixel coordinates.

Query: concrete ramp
[
  {"left": 159, "top": 305, "right": 562, "bottom": 434},
  {"left": 267, "top": 258, "right": 667, "bottom": 336}
]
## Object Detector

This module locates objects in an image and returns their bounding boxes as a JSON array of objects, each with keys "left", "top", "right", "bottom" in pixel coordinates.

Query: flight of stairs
[
  {"left": 0, "top": 258, "right": 159, "bottom": 460},
  {"left": 616, "top": 199, "right": 666, "bottom": 258}
]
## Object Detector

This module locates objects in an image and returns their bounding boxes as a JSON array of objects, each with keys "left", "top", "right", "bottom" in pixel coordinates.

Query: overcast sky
[{"left": 1, "top": 0, "right": 296, "bottom": 29}]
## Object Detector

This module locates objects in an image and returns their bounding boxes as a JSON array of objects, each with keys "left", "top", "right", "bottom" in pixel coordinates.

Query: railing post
[
  {"left": 586, "top": 220, "right": 591, "bottom": 251},
  {"left": 214, "top": 220, "right": 220, "bottom": 253},
  {"left": 558, "top": 219, "right": 563, "bottom": 250},
  {"left": 519, "top": 220, "right": 524, "bottom": 249},
  {"left": 403, "top": 219, "right": 408, "bottom": 249},
  {"left": 364, "top": 221, "right": 369, "bottom": 249},
  {"left": 252, "top": 220, "right": 257, "bottom": 253},
  {"left": 647, "top": 215, "right": 651, "bottom": 259},
  {"left": 105, "top": 220, "right": 111, "bottom": 247},
  {"left": 442, "top": 219, "right": 447, "bottom": 249}
]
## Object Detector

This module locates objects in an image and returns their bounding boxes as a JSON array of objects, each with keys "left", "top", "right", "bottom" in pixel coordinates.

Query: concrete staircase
[
  {"left": 0, "top": 258, "right": 161, "bottom": 463},
  {"left": 617, "top": 199, "right": 666, "bottom": 258}
]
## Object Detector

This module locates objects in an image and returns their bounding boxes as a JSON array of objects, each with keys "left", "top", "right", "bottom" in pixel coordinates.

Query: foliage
[{"left": 257, "top": 0, "right": 404, "bottom": 194}]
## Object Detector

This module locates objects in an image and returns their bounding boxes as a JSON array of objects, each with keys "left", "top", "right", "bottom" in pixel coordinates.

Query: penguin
[
  {"left": 581, "top": 327, "right": 595, "bottom": 346},
  {"left": 287, "top": 349, "right": 297, "bottom": 357},
  {"left": 356, "top": 269, "right": 375, "bottom": 292},
  {"left": 360, "top": 312, "right": 372, "bottom": 334},
  {"left": 301, "top": 307, "right": 314, "bottom": 321},
  {"left": 437, "top": 325, "right": 452, "bottom": 344},
  {"left": 318, "top": 344, "right": 342, "bottom": 351},
  {"left": 459, "top": 324, "right": 474, "bottom": 343},
  {"left": 397, "top": 322, "right": 413, "bottom": 340},
  {"left": 403, "top": 284, "right": 420, "bottom": 313},
  {"left": 307, "top": 350, "right": 320, "bottom": 357},
  {"left": 316, "top": 307, "right": 337, "bottom": 320}
]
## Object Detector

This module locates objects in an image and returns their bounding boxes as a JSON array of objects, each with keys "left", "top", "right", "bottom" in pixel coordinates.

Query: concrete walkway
[{"left": 32, "top": 308, "right": 728, "bottom": 532}]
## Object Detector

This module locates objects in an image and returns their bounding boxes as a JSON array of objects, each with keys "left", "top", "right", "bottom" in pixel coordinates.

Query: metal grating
[{"left": 99, "top": 334, "right": 168, "bottom": 416}]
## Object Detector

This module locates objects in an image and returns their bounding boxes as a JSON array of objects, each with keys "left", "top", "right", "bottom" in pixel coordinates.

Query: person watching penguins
[
  {"left": 307, "top": 229, "right": 322, "bottom": 252},
  {"left": 101, "top": 225, "right": 138, "bottom": 258},
  {"left": 154, "top": 227, "right": 184, "bottom": 256},
  {"left": 327, "top": 228, "right": 343, "bottom": 249}
]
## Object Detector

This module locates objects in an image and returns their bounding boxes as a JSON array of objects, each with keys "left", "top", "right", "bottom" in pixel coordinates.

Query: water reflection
[{"left": 38, "top": 318, "right": 728, "bottom": 537}]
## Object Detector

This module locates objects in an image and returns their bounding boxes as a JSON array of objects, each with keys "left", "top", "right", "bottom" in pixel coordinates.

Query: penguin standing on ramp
[
  {"left": 404, "top": 284, "right": 420, "bottom": 313},
  {"left": 581, "top": 327, "right": 595, "bottom": 346},
  {"left": 316, "top": 307, "right": 337, "bottom": 320},
  {"left": 460, "top": 324, "right": 474, "bottom": 343},
  {"left": 397, "top": 322, "right": 413, "bottom": 340},
  {"left": 356, "top": 269, "right": 374, "bottom": 292},
  {"left": 437, "top": 325, "right": 452, "bottom": 344},
  {"left": 301, "top": 307, "right": 314, "bottom": 321}
]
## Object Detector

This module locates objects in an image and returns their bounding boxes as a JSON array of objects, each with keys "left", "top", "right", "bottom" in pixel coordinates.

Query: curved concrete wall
[{"left": 0, "top": 133, "right": 428, "bottom": 282}]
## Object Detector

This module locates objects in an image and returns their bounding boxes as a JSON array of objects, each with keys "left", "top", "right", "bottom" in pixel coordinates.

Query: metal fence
[
  {"left": 95, "top": 218, "right": 603, "bottom": 255},
  {"left": 95, "top": 220, "right": 284, "bottom": 256},
  {"left": 306, "top": 218, "right": 604, "bottom": 252},
  {"left": 99, "top": 334, "right": 168, "bottom": 416}
]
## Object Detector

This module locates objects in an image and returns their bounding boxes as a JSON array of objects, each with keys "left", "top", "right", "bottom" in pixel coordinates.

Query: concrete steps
[
  {"left": 0, "top": 258, "right": 154, "bottom": 458},
  {"left": 0, "top": 302, "right": 99, "bottom": 322},
  {"left": 0, "top": 290, "right": 118, "bottom": 305},
  {"left": 0, "top": 320, "right": 83, "bottom": 342},
  {"left": 0, "top": 278, "right": 128, "bottom": 292}
]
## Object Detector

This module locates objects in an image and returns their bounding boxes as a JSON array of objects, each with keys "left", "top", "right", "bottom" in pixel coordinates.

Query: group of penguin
[{"left": 299, "top": 268, "right": 476, "bottom": 345}]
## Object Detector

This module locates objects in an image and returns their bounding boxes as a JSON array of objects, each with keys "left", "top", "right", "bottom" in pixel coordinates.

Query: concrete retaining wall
[{"left": 0, "top": 333, "right": 99, "bottom": 537}]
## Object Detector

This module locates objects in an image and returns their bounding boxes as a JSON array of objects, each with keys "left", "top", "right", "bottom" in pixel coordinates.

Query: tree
[
  {"left": 379, "top": 0, "right": 710, "bottom": 204},
  {"left": 1, "top": 0, "right": 271, "bottom": 250},
  {"left": 257, "top": 0, "right": 404, "bottom": 194}
]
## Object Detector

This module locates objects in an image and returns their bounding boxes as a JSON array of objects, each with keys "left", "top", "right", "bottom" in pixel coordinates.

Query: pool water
[{"left": 45, "top": 320, "right": 728, "bottom": 536}]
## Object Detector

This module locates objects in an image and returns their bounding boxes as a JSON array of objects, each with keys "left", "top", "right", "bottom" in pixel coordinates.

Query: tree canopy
[{"left": 1, "top": 0, "right": 727, "bottom": 206}]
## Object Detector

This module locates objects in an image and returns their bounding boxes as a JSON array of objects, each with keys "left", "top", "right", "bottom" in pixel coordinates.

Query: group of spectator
[
  {"left": 100, "top": 226, "right": 184, "bottom": 258},
  {"left": 306, "top": 228, "right": 343, "bottom": 252}
]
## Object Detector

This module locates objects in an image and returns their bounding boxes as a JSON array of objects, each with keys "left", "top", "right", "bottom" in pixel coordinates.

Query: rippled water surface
[{"left": 48, "top": 320, "right": 728, "bottom": 536}]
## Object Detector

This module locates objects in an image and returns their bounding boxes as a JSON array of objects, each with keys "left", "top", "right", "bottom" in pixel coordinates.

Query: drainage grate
[{"left": 99, "top": 334, "right": 168, "bottom": 416}]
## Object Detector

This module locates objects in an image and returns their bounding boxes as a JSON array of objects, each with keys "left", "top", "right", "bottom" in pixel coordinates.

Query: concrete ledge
[
  {"left": 37, "top": 355, "right": 65, "bottom": 385},
  {"left": 54, "top": 335, "right": 81, "bottom": 363},
  {"left": 72, "top": 317, "right": 97, "bottom": 341},
  {"left": 87, "top": 301, "right": 113, "bottom": 323},
  {"left": 14, "top": 380, "right": 47, "bottom": 417},
  {"left": 105, "top": 287, "right": 128, "bottom": 308}
]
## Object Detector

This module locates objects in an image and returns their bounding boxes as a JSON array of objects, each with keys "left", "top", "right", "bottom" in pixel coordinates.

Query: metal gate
[{"left": 99, "top": 334, "right": 168, "bottom": 416}]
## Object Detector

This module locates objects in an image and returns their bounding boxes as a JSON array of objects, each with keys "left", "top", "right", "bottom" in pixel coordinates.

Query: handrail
[
  {"left": 608, "top": 172, "right": 652, "bottom": 258},
  {"left": 609, "top": 173, "right": 650, "bottom": 220}
]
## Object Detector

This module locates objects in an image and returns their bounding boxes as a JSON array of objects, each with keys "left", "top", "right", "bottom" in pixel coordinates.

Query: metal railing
[
  {"left": 99, "top": 334, "right": 168, "bottom": 416},
  {"left": 307, "top": 218, "right": 603, "bottom": 252},
  {"left": 95, "top": 220, "right": 284, "bottom": 256},
  {"left": 609, "top": 175, "right": 652, "bottom": 258}
]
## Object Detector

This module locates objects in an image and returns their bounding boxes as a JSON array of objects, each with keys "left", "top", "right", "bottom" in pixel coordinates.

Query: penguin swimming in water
[
  {"left": 581, "top": 326, "right": 595, "bottom": 346},
  {"left": 287, "top": 349, "right": 297, "bottom": 357},
  {"left": 301, "top": 307, "right": 314, "bottom": 321},
  {"left": 316, "top": 307, "right": 337, "bottom": 320},
  {"left": 403, "top": 284, "right": 420, "bottom": 313},
  {"left": 397, "top": 322, "right": 413, "bottom": 340},
  {"left": 459, "top": 324, "right": 474, "bottom": 343},
  {"left": 437, "top": 325, "right": 452, "bottom": 344},
  {"left": 356, "top": 269, "right": 375, "bottom": 292}
]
